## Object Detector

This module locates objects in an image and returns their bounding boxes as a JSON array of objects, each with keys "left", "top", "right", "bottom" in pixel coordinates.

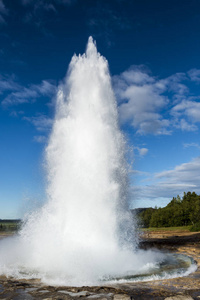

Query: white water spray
[{"left": 0, "top": 37, "right": 195, "bottom": 286}]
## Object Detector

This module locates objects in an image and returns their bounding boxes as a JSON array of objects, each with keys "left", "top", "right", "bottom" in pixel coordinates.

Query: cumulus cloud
[
  {"left": 171, "top": 99, "right": 200, "bottom": 123},
  {"left": 173, "top": 118, "right": 198, "bottom": 132},
  {"left": 134, "top": 146, "right": 148, "bottom": 157},
  {"left": 159, "top": 73, "right": 187, "bottom": 93},
  {"left": 114, "top": 66, "right": 170, "bottom": 135},
  {"left": 114, "top": 66, "right": 200, "bottom": 135},
  {"left": 120, "top": 67, "right": 155, "bottom": 86}
]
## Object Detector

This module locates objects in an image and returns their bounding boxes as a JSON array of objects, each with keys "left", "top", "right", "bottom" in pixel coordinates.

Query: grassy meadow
[{"left": 142, "top": 226, "right": 191, "bottom": 232}]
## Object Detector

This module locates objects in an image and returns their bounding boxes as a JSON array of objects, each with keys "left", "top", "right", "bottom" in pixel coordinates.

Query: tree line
[{"left": 138, "top": 191, "right": 200, "bottom": 230}]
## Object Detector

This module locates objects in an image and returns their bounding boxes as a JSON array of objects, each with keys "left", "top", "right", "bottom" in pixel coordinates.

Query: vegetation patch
[
  {"left": 190, "top": 222, "right": 200, "bottom": 232},
  {"left": 0, "top": 220, "right": 21, "bottom": 233},
  {"left": 142, "top": 226, "right": 191, "bottom": 232},
  {"left": 137, "top": 191, "right": 200, "bottom": 231}
]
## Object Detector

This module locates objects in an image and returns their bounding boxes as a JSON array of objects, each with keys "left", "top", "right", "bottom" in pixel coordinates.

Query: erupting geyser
[{"left": 0, "top": 37, "right": 196, "bottom": 286}]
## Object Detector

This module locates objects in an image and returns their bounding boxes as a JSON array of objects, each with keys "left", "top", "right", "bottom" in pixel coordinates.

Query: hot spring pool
[{"left": 103, "top": 253, "right": 197, "bottom": 284}]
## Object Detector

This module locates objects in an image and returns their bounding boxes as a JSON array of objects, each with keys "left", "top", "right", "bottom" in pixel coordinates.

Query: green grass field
[{"left": 142, "top": 226, "right": 191, "bottom": 232}]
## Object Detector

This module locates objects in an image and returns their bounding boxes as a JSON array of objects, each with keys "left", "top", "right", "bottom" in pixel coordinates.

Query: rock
[
  {"left": 164, "top": 296, "right": 194, "bottom": 300},
  {"left": 87, "top": 295, "right": 104, "bottom": 299},
  {"left": 37, "top": 289, "right": 50, "bottom": 293},
  {"left": 88, "top": 298, "right": 107, "bottom": 300},
  {"left": 113, "top": 295, "right": 131, "bottom": 300},
  {"left": 58, "top": 290, "right": 91, "bottom": 297},
  {"left": 87, "top": 293, "right": 113, "bottom": 299}
]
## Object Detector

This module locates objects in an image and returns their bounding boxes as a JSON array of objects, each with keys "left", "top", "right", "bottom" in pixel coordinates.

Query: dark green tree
[{"left": 138, "top": 191, "right": 200, "bottom": 229}]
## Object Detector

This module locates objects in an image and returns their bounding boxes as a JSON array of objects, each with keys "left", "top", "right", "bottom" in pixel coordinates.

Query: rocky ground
[{"left": 0, "top": 231, "right": 200, "bottom": 300}]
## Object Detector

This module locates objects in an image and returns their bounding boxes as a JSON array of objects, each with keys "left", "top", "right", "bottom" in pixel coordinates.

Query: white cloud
[
  {"left": 119, "top": 66, "right": 155, "bottom": 85},
  {"left": 132, "top": 156, "right": 200, "bottom": 207},
  {"left": 155, "top": 157, "right": 200, "bottom": 181},
  {"left": 0, "top": 75, "right": 56, "bottom": 140},
  {"left": 188, "top": 68, "right": 200, "bottom": 83},
  {"left": 138, "top": 147, "right": 148, "bottom": 156},
  {"left": 159, "top": 73, "right": 188, "bottom": 95},
  {"left": 131, "top": 170, "right": 149, "bottom": 176},
  {"left": 134, "top": 146, "right": 148, "bottom": 156},
  {"left": 1, "top": 79, "right": 56, "bottom": 106},
  {"left": 114, "top": 67, "right": 170, "bottom": 135},
  {"left": 33, "top": 80, "right": 56, "bottom": 96},
  {"left": 171, "top": 98, "right": 200, "bottom": 132},
  {"left": 0, "top": 75, "right": 20, "bottom": 93},
  {"left": 173, "top": 118, "right": 198, "bottom": 132},
  {"left": 0, "top": 0, "right": 8, "bottom": 24},
  {"left": 9, "top": 110, "right": 24, "bottom": 117},
  {"left": 183, "top": 142, "right": 200, "bottom": 149},
  {"left": 3, "top": 88, "right": 38, "bottom": 105},
  {"left": 114, "top": 66, "right": 200, "bottom": 135},
  {"left": 33, "top": 135, "right": 47, "bottom": 143},
  {"left": 24, "top": 115, "right": 53, "bottom": 132}
]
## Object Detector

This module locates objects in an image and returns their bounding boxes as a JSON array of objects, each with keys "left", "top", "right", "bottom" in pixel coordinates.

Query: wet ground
[{"left": 0, "top": 231, "right": 200, "bottom": 299}]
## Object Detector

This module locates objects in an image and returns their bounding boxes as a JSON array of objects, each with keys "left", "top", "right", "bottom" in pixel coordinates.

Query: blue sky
[{"left": 1, "top": 0, "right": 200, "bottom": 218}]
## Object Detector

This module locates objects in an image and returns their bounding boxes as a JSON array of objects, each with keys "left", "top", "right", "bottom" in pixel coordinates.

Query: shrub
[{"left": 189, "top": 222, "right": 200, "bottom": 232}]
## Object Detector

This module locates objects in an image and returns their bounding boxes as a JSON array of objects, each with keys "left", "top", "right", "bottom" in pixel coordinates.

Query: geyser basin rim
[{"left": 104, "top": 253, "right": 197, "bottom": 284}]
